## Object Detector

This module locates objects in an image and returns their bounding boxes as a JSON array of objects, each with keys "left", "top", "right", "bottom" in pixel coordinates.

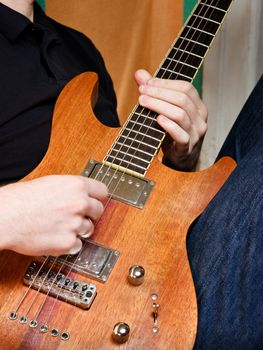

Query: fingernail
[{"left": 79, "top": 230, "right": 92, "bottom": 239}]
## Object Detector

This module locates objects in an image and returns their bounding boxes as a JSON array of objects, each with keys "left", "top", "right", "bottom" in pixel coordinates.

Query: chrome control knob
[
  {"left": 128, "top": 265, "right": 145, "bottom": 286},
  {"left": 112, "top": 322, "right": 130, "bottom": 343}
]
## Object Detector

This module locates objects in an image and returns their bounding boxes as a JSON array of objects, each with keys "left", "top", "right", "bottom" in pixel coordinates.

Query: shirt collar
[
  {"left": 0, "top": 2, "right": 61, "bottom": 43},
  {"left": 0, "top": 2, "right": 31, "bottom": 41}
]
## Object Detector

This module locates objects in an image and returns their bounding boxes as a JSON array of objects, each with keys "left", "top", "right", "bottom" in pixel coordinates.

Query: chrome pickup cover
[
  {"left": 82, "top": 160, "right": 155, "bottom": 209},
  {"left": 48, "top": 240, "right": 119, "bottom": 283},
  {"left": 24, "top": 262, "right": 97, "bottom": 309}
]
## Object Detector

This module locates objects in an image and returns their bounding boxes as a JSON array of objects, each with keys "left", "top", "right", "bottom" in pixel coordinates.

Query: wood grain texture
[{"left": 0, "top": 73, "right": 236, "bottom": 349}]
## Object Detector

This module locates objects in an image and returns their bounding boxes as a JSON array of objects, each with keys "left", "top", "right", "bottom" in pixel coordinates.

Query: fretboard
[{"left": 104, "top": 0, "right": 234, "bottom": 177}]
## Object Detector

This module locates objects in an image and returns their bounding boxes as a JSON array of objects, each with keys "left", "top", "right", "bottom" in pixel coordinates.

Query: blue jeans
[{"left": 187, "top": 75, "right": 263, "bottom": 349}]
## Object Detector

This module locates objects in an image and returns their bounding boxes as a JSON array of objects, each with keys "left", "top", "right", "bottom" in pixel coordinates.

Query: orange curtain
[{"left": 46, "top": 0, "right": 184, "bottom": 123}]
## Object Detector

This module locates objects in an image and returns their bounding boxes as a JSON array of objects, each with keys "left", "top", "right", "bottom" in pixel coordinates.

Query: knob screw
[
  {"left": 112, "top": 322, "right": 130, "bottom": 343},
  {"left": 128, "top": 265, "right": 145, "bottom": 286}
]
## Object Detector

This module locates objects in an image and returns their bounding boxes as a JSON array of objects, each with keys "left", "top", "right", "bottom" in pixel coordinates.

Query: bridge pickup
[
  {"left": 83, "top": 160, "right": 155, "bottom": 209},
  {"left": 24, "top": 262, "right": 97, "bottom": 310},
  {"left": 47, "top": 240, "right": 119, "bottom": 283}
]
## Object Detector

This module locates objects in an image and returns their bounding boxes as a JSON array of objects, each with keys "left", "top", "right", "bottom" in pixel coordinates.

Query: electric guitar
[{"left": 0, "top": 1, "right": 235, "bottom": 349}]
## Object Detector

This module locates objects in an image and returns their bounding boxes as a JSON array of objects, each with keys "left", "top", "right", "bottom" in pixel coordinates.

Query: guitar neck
[
  {"left": 104, "top": 0, "right": 234, "bottom": 177},
  {"left": 156, "top": 0, "right": 234, "bottom": 82}
]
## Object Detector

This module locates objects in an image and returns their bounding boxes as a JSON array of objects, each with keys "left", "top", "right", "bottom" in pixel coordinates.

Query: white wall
[{"left": 200, "top": 0, "right": 263, "bottom": 168}]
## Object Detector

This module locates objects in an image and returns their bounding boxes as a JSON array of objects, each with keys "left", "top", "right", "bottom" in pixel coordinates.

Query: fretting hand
[{"left": 135, "top": 69, "right": 208, "bottom": 170}]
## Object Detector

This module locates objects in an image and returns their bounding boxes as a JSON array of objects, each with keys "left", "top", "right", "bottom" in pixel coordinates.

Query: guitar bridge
[
  {"left": 83, "top": 160, "right": 155, "bottom": 209},
  {"left": 24, "top": 262, "right": 97, "bottom": 310}
]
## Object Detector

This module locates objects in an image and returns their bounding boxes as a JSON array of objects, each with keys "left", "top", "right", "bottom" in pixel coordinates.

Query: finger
[
  {"left": 78, "top": 218, "right": 94, "bottom": 239},
  {"left": 85, "top": 178, "right": 108, "bottom": 200},
  {"left": 51, "top": 235, "right": 83, "bottom": 256},
  {"left": 157, "top": 115, "right": 190, "bottom": 146},
  {"left": 146, "top": 78, "right": 205, "bottom": 113},
  {"left": 84, "top": 197, "right": 104, "bottom": 222},
  {"left": 134, "top": 69, "right": 152, "bottom": 86},
  {"left": 139, "top": 94, "right": 192, "bottom": 131},
  {"left": 138, "top": 84, "right": 197, "bottom": 123}
]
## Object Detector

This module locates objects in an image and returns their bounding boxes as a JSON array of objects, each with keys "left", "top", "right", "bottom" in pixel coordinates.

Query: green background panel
[{"left": 36, "top": 0, "right": 45, "bottom": 11}]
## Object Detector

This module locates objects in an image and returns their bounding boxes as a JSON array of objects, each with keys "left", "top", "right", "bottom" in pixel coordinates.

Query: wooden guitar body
[{"left": 0, "top": 73, "right": 236, "bottom": 349}]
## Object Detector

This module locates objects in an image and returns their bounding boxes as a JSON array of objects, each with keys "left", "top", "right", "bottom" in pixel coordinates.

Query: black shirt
[{"left": 0, "top": 2, "right": 119, "bottom": 182}]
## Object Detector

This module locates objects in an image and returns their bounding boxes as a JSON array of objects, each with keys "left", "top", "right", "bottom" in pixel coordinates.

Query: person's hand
[
  {"left": 0, "top": 175, "right": 107, "bottom": 256},
  {"left": 135, "top": 69, "right": 208, "bottom": 170}
]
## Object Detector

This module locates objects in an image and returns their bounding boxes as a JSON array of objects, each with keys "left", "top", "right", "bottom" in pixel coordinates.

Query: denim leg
[
  {"left": 187, "top": 76, "right": 263, "bottom": 349},
  {"left": 216, "top": 74, "right": 263, "bottom": 163}
]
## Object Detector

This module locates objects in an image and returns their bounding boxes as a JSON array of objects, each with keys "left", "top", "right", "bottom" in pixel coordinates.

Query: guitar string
[
  {"left": 130, "top": 0, "right": 223, "bottom": 143},
  {"left": 99, "top": 0, "right": 225, "bottom": 177},
  {"left": 45, "top": 0, "right": 231, "bottom": 334},
  {"left": 12, "top": 256, "right": 50, "bottom": 315},
  {"left": 33, "top": 0, "right": 227, "bottom": 334},
  {"left": 159, "top": 0, "right": 223, "bottom": 81},
  {"left": 92, "top": 0, "right": 223, "bottom": 188},
  {"left": 95, "top": 0, "right": 223, "bottom": 180},
  {"left": 11, "top": 0, "right": 225, "bottom": 332},
  {"left": 23, "top": 255, "right": 71, "bottom": 324},
  {"left": 23, "top": 0, "right": 213, "bottom": 330},
  {"left": 86, "top": 0, "right": 220, "bottom": 182},
  {"left": 25, "top": 260, "right": 58, "bottom": 319},
  {"left": 12, "top": 254, "right": 71, "bottom": 321},
  {"left": 12, "top": 0, "right": 218, "bottom": 322},
  {"left": 31, "top": 0, "right": 222, "bottom": 331},
  {"left": 25, "top": 0, "right": 220, "bottom": 329},
  {"left": 75, "top": 0, "right": 216, "bottom": 186}
]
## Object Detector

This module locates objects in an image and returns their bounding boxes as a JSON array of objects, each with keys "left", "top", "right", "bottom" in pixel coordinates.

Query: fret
[
  {"left": 133, "top": 105, "right": 157, "bottom": 120},
  {"left": 103, "top": 0, "right": 234, "bottom": 177},
  {"left": 107, "top": 147, "right": 152, "bottom": 164},
  {"left": 175, "top": 37, "right": 208, "bottom": 57},
  {"left": 156, "top": 69, "right": 192, "bottom": 82},
  {"left": 159, "top": 63, "right": 197, "bottom": 80},
  {"left": 121, "top": 129, "right": 161, "bottom": 148},
  {"left": 104, "top": 155, "right": 148, "bottom": 175},
  {"left": 167, "top": 48, "right": 203, "bottom": 69},
  {"left": 124, "top": 127, "right": 162, "bottom": 142},
  {"left": 181, "top": 27, "right": 213, "bottom": 48},
  {"left": 127, "top": 120, "right": 165, "bottom": 136},
  {"left": 131, "top": 112, "right": 157, "bottom": 124},
  {"left": 203, "top": 4, "right": 226, "bottom": 13},
  {"left": 179, "top": 36, "right": 209, "bottom": 48},
  {"left": 188, "top": 15, "right": 219, "bottom": 37},
  {"left": 134, "top": 104, "right": 145, "bottom": 114},
  {"left": 162, "top": 58, "right": 198, "bottom": 76},
  {"left": 196, "top": 3, "right": 226, "bottom": 23},
  {"left": 192, "top": 14, "right": 220, "bottom": 25},
  {"left": 200, "top": 0, "right": 232, "bottom": 12},
  {"left": 115, "top": 141, "right": 154, "bottom": 157},
  {"left": 186, "top": 25, "right": 215, "bottom": 38},
  {"left": 174, "top": 47, "right": 203, "bottom": 59},
  {"left": 116, "top": 135, "right": 158, "bottom": 155}
]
